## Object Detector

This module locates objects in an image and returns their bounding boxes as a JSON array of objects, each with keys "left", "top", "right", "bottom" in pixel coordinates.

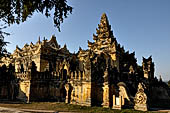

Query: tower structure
[
  {"left": 88, "top": 13, "right": 121, "bottom": 108},
  {"left": 142, "top": 56, "right": 154, "bottom": 79},
  {"left": 88, "top": 13, "right": 119, "bottom": 71}
]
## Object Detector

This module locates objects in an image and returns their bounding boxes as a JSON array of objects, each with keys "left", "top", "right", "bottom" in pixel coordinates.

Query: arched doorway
[{"left": 63, "top": 69, "right": 67, "bottom": 80}]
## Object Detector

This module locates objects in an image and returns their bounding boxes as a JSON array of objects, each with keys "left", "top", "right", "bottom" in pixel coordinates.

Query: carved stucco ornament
[{"left": 134, "top": 83, "right": 148, "bottom": 111}]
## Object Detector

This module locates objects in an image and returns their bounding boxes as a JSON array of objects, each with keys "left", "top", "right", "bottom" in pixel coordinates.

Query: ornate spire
[
  {"left": 30, "top": 42, "right": 34, "bottom": 46},
  {"left": 159, "top": 75, "right": 162, "bottom": 82},
  {"left": 88, "top": 13, "right": 117, "bottom": 55},
  {"left": 79, "top": 46, "right": 82, "bottom": 51},
  {"left": 63, "top": 44, "right": 67, "bottom": 49},
  {"left": 38, "top": 36, "right": 40, "bottom": 43},
  {"left": 100, "top": 13, "right": 110, "bottom": 27},
  {"left": 36, "top": 36, "right": 41, "bottom": 44},
  {"left": 96, "top": 13, "right": 114, "bottom": 39}
]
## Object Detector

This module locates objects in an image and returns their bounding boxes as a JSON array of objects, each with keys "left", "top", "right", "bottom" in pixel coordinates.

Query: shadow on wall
[
  {"left": 0, "top": 64, "right": 19, "bottom": 101},
  {"left": 29, "top": 81, "right": 66, "bottom": 102},
  {"left": 150, "top": 85, "right": 170, "bottom": 108},
  {"left": 16, "top": 86, "right": 28, "bottom": 103}
]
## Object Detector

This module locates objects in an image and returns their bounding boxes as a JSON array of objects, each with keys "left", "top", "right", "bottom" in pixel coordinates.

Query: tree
[
  {"left": 0, "top": 0, "right": 73, "bottom": 56},
  {"left": 0, "top": 25, "right": 9, "bottom": 57},
  {"left": 0, "top": 0, "right": 72, "bottom": 31}
]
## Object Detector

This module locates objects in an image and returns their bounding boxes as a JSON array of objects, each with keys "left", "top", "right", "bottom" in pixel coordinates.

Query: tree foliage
[
  {"left": 0, "top": 0, "right": 73, "bottom": 31},
  {"left": 0, "top": 25, "right": 9, "bottom": 57}
]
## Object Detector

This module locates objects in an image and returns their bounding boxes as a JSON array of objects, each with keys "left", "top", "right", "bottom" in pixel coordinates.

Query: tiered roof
[{"left": 88, "top": 13, "right": 117, "bottom": 54}]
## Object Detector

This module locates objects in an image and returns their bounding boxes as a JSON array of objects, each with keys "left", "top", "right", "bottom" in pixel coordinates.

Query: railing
[
  {"left": 15, "top": 72, "right": 31, "bottom": 80},
  {"left": 15, "top": 71, "right": 89, "bottom": 81},
  {"left": 70, "top": 71, "right": 86, "bottom": 81}
]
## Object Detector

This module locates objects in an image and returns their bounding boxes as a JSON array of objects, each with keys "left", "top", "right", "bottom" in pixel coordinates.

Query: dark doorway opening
[{"left": 63, "top": 69, "right": 67, "bottom": 80}]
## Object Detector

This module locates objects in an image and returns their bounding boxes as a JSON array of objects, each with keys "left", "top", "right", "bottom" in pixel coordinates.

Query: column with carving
[{"left": 65, "top": 84, "right": 72, "bottom": 103}]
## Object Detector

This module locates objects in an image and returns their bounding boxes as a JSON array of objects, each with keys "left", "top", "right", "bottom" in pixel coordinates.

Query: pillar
[
  {"left": 112, "top": 95, "right": 122, "bottom": 109},
  {"left": 102, "top": 84, "right": 109, "bottom": 108},
  {"left": 79, "top": 71, "right": 81, "bottom": 80},
  {"left": 65, "top": 84, "right": 70, "bottom": 103},
  {"left": 71, "top": 72, "right": 73, "bottom": 79},
  {"left": 74, "top": 86, "right": 78, "bottom": 103},
  {"left": 82, "top": 71, "right": 85, "bottom": 80},
  {"left": 75, "top": 71, "right": 77, "bottom": 80}
]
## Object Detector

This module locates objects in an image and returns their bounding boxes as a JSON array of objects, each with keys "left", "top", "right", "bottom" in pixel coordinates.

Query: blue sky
[{"left": 4, "top": 0, "right": 170, "bottom": 80}]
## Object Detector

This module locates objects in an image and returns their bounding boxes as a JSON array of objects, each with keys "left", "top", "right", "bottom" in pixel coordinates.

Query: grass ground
[{"left": 0, "top": 102, "right": 164, "bottom": 113}]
